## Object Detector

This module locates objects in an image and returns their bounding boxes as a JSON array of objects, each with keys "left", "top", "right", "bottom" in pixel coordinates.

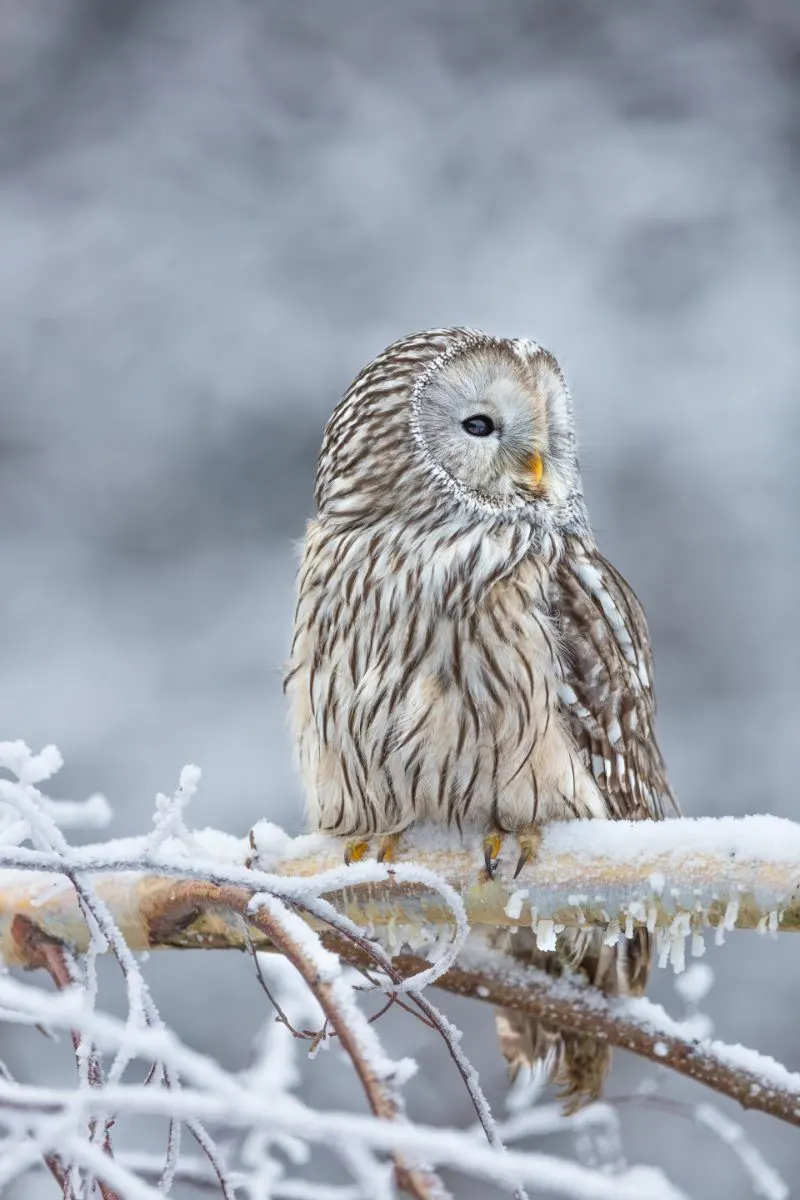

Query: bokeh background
[{"left": 2, "top": 1, "right": 799, "bottom": 1196}]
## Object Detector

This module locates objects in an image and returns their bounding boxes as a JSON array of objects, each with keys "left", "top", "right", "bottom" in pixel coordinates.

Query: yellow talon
[
  {"left": 344, "top": 838, "right": 371, "bottom": 865},
  {"left": 514, "top": 828, "right": 543, "bottom": 879},
  {"left": 483, "top": 831, "right": 504, "bottom": 878},
  {"left": 377, "top": 833, "right": 400, "bottom": 863}
]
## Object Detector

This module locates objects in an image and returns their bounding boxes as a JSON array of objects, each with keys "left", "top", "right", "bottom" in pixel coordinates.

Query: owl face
[
  {"left": 411, "top": 338, "right": 578, "bottom": 522},
  {"left": 316, "top": 328, "right": 589, "bottom": 539}
]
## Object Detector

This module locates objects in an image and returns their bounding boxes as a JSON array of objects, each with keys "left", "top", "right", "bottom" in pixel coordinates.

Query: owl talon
[
  {"left": 344, "top": 838, "right": 372, "bottom": 865},
  {"left": 483, "top": 831, "right": 504, "bottom": 878},
  {"left": 513, "top": 829, "right": 543, "bottom": 879},
  {"left": 377, "top": 833, "right": 400, "bottom": 863}
]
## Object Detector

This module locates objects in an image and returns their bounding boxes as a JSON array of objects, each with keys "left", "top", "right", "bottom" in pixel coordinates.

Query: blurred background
[{"left": 1, "top": 1, "right": 799, "bottom": 1196}]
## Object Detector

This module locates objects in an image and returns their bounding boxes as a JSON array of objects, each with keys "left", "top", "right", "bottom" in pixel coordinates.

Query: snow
[
  {"left": 674, "top": 964, "right": 715, "bottom": 1007},
  {"left": 527, "top": 813, "right": 800, "bottom": 873}
]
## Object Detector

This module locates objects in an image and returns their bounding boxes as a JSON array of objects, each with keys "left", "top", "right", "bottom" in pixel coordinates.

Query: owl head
[{"left": 316, "top": 328, "right": 590, "bottom": 539}]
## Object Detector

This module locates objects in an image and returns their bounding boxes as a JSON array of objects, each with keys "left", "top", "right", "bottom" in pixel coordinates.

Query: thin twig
[
  {"left": 11, "top": 915, "right": 121, "bottom": 1200},
  {"left": 281, "top": 896, "right": 529, "bottom": 1200},
  {"left": 185, "top": 882, "right": 449, "bottom": 1200},
  {"left": 65, "top": 873, "right": 237, "bottom": 1200},
  {"left": 152, "top": 880, "right": 528, "bottom": 1199},
  {"left": 0, "top": 1060, "right": 70, "bottom": 1197},
  {"left": 243, "top": 921, "right": 323, "bottom": 1040}
]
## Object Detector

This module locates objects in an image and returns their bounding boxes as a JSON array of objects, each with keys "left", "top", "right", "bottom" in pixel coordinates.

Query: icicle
[
  {"left": 603, "top": 920, "right": 621, "bottom": 948},
  {"left": 535, "top": 919, "right": 558, "bottom": 952},
  {"left": 692, "top": 931, "right": 706, "bottom": 958}
]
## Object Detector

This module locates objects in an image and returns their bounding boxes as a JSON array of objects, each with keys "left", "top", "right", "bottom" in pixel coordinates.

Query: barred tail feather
[{"left": 493, "top": 926, "right": 651, "bottom": 1112}]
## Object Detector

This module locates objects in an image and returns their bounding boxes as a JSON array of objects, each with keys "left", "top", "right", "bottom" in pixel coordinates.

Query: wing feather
[{"left": 554, "top": 542, "right": 679, "bottom": 820}]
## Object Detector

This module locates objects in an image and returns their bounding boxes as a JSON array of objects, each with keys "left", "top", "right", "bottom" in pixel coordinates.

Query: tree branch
[
  {"left": 327, "top": 940, "right": 800, "bottom": 1131},
  {"left": 3, "top": 817, "right": 799, "bottom": 1142},
  {"left": 11, "top": 916, "right": 121, "bottom": 1200},
  {"left": 178, "top": 883, "right": 451, "bottom": 1200},
  {"left": 1, "top": 815, "right": 799, "bottom": 960}
]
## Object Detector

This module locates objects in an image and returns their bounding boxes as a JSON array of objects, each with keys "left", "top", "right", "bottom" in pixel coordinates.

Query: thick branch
[{"left": 1, "top": 816, "right": 799, "bottom": 965}]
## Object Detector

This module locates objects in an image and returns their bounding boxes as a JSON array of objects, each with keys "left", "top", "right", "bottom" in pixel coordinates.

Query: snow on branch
[{"left": 2, "top": 812, "right": 799, "bottom": 960}]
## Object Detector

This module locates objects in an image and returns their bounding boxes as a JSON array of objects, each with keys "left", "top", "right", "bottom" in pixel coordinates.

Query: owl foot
[
  {"left": 344, "top": 833, "right": 404, "bottom": 865},
  {"left": 483, "top": 831, "right": 505, "bottom": 879},
  {"left": 344, "top": 838, "right": 372, "bottom": 865},
  {"left": 376, "top": 832, "right": 401, "bottom": 863},
  {"left": 513, "top": 826, "right": 544, "bottom": 879}
]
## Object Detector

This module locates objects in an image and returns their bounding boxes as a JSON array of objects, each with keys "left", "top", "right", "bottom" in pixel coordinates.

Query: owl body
[
  {"left": 287, "top": 327, "right": 676, "bottom": 1107},
  {"left": 290, "top": 515, "right": 611, "bottom": 838}
]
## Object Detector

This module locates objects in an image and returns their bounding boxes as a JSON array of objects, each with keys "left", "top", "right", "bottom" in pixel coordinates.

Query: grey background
[{"left": 1, "top": 1, "right": 799, "bottom": 1196}]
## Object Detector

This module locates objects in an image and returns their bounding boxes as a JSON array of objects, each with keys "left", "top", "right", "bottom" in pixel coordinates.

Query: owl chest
[
  {"left": 333, "top": 564, "right": 551, "bottom": 706},
  {"left": 291, "top": 553, "right": 572, "bottom": 831}
]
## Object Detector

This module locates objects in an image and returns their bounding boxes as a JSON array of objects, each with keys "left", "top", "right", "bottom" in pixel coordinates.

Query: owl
[{"left": 286, "top": 327, "right": 678, "bottom": 1109}]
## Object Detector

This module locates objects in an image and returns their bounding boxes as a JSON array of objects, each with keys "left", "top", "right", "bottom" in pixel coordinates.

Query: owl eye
[{"left": 461, "top": 414, "right": 495, "bottom": 437}]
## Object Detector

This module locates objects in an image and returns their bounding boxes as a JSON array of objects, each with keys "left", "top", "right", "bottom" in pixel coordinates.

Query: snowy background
[{"left": 1, "top": 1, "right": 799, "bottom": 1195}]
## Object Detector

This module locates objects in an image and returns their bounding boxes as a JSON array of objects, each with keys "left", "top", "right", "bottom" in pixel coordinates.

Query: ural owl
[{"left": 286, "top": 327, "right": 678, "bottom": 1108}]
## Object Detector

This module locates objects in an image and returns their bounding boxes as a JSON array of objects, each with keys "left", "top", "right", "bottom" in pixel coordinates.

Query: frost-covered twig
[
  {"left": 187, "top": 880, "right": 450, "bottom": 1200},
  {"left": 11, "top": 915, "right": 120, "bottom": 1200},
  {"left": 0, "top": 972, "right": 682, "bottom": 1199},
  {"left": 612, "top": 1092, "right": 788, "bottom": 1200},
  {"left": 0, "top": 742, "right": 237, "bottom": 1199}
]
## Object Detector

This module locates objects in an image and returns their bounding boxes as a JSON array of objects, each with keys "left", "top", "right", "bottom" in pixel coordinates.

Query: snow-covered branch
[
  {"left": 4, "top": 828, "right": 800, "bottom": 1131},
  {"left": 2, "top": 813, "right": 798, "bottom": 965},
  {"left": 0, "top": 742, "right": 794, "bottom": 1199},
  {"left": 334, "top": 941, "right": 800, "bottom": 1131}
]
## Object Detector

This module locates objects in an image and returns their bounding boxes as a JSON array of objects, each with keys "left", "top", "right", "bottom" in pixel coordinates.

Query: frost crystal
[
  {"left": 603, "top": 920, "right": 621, "bottom": 948},
  {"left": 149, "top": 763, "right": 203, "bottom": 851}
]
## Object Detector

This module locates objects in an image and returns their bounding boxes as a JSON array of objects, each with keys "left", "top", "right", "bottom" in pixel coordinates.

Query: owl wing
[{"left": 553, "top": 543, "right": 679, "bottom": 821}]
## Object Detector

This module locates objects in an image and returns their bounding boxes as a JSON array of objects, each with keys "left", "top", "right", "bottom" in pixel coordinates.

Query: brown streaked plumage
[{"left": 286, "top": 327, "right": 678, "bottom": 1109}]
